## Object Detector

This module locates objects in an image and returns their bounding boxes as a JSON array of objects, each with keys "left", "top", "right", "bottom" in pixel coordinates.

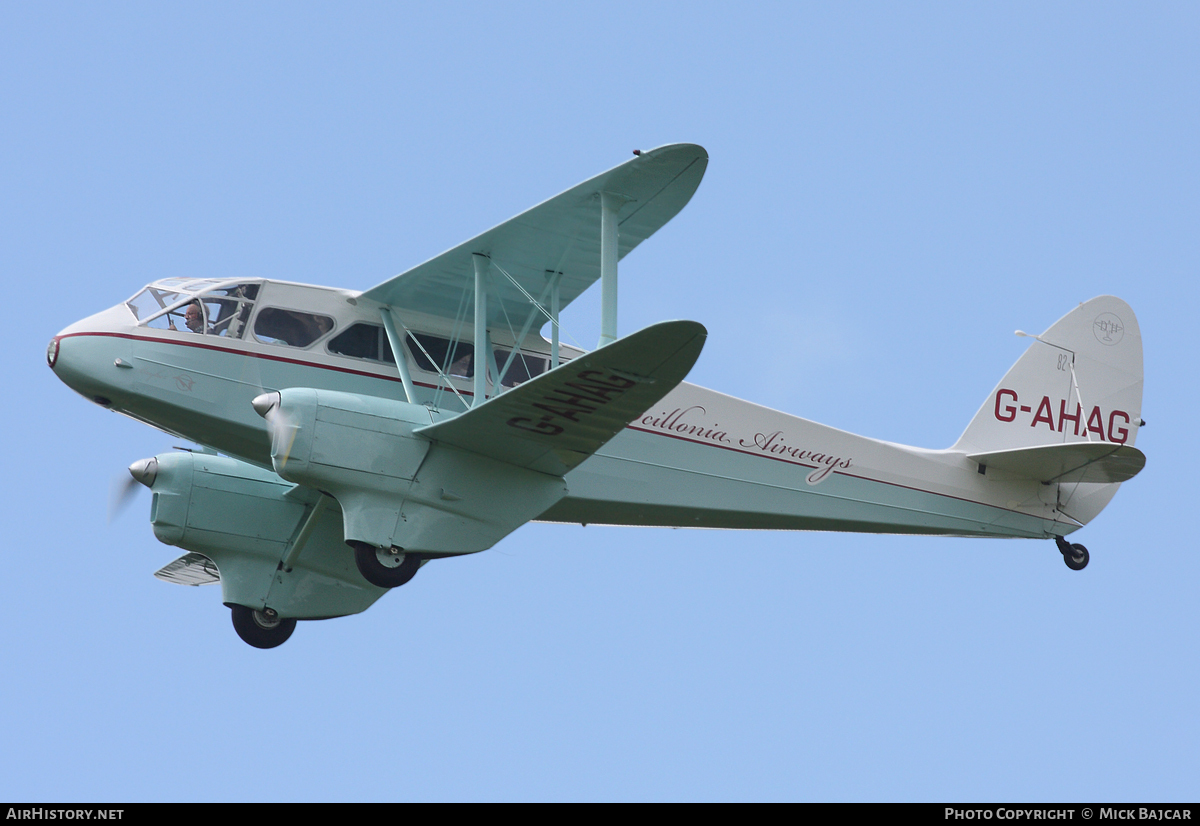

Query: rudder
[{"left": 953, "top": 295, "right": 1144, "bottom": 525}]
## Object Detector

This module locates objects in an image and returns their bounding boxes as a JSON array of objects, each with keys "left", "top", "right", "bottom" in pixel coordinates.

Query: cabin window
[
  {"left": 401, "top": 333, "right": 548, "bottom": 385},
  {"left": 406, "top": 334, "right": 474, "bottom": 378},
  {"left": 494, "top": 348, "right": 548, "bottom": 387},
  {"left": 327, "top": 323, "right": 395, "bottom": 364},
  {"left": 253, "top": 308, "right": 335, "bottom": 348}
]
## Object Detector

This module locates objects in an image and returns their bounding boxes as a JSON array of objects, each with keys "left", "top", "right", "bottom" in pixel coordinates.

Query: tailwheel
[
  {"left": 351, "top": 541, "right": 422, "bottom": 589},
  {"left": 231, "top": 605, "right": 297, "bottom": 649},
  {"left": 1055, "top": 536, "right": 1090, "bottom": 571}
]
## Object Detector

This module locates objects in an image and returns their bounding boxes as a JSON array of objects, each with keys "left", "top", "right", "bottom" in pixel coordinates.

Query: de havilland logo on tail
[
  {"left": 1093, "top": 312, "right": 1125, "bottom": 346},
  {"left": 48, "top": 144, "right": 1146, "bottom": 649}
]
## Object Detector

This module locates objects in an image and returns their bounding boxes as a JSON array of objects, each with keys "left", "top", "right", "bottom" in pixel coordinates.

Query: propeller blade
[
  {"left": 107, "top": 472, "right": 142, "bottom": 523},
  {"left": 108, "top": 457, "right": 158, "bottom": 523}
]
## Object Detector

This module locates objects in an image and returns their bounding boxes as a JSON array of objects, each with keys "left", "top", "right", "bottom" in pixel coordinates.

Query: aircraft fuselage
[{"left": 51, "top": 278, "right": 1068, "bottom": 542}]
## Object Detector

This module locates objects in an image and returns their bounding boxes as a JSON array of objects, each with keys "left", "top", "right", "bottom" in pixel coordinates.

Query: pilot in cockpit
[
  {"left": 185, "top": 303, "right": 209, "bottom": 334},
  {"left": 168, "top": 301, "right": 212, "bottom": 335}
]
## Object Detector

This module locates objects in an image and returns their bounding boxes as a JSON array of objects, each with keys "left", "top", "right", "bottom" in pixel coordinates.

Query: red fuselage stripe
[
  {"left": 60, "top": 331, "right": 1063, "bottom": 527},
  {"left": 56, "top": 330, "right": 471, "bottom": 395}
]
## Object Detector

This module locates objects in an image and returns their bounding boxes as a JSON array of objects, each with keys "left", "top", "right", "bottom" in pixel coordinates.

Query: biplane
[{"left": 48, "top": 144, "right": 1146, "bottom": 648}]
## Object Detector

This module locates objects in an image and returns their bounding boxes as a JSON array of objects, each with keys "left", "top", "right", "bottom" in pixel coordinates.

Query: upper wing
[
  {"left": 361, "top": 144, "right": 708, "bottom": 322},
  {"left": 414, "top": 320, "right": 706, "bottom": 476},
  {"left": 968, "top": 442, "right": 1146, "bottom": 484}
]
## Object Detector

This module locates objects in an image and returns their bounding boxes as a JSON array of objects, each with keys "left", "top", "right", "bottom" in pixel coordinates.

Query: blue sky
[{"left": 3, "top": 2, "right": 1197, "bottom": 801}]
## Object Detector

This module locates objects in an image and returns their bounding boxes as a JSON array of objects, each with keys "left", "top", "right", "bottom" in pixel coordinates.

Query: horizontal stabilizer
[
  {"left": 154, "top": 553, "right": 221, "bottom": 586},
  {"left": 415, "top": 320, "right": 707, "bottom": 476},
  {"left": 968, "top": 442, "right": 1146, "bottom": 484},
  {"left": 360, "top": 144, "right": 707, "bottom": 323}
]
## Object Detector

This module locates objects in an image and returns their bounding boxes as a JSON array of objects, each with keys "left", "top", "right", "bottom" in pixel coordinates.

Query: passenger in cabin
[
  {"left": 253, "top": 307, "right": 335, "bottom": 348},
  {"left": 449, "top": 352, "right": 472, "bottom": 378}
]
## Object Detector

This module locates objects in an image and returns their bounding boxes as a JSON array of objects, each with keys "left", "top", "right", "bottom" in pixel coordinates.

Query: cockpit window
[
  {"left": 127, "top": 287, "right": 184, "bottom": 321},
  {"left": 135, "top": 282, "right": 260, "bottom": 338},
  {"left": 254, "top": 307, "right": 335, "bottom": 348}
]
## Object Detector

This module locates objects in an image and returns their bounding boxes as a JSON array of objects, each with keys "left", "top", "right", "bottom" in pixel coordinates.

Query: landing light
[{"left": 46, "top": 337, "right": 59, "bottom": 369}]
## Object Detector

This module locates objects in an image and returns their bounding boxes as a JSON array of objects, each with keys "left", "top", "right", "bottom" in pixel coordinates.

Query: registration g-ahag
[{"left": 48, "top": 145, "right": 1146, "bottom": 648}]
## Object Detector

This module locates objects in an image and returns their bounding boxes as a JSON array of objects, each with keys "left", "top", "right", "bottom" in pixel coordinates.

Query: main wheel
[
  {"left": 1063, "top": 543, "right": 1090, "bottom": 571},
  {"left": 352, "top": 541, "right": 422, "bottom": 588},
  {"left": 230, "top": 605, "right": 297, "bottom": 649}
]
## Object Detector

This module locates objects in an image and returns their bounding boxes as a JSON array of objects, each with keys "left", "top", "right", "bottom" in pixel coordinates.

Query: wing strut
[
  {"left": 486, "top": 265, "right": 564, "bottom": 394},
  {"left": 598, "top": 191, "right": 625, "bottom": 347},
  {"left": 550, "top": 271, "right": 561, "bottom": 369},
  {"left": 281, "top": 493, "right": 331, "bottom": 571},
  {"left": 393, "top": 311, "right": 472, "bottom": 412},
  {"left": 473, "top": 253, "right": 489, "bottom": 406},
  {"left": 379, "top": 307, "right": 417, "bottom": 404}
]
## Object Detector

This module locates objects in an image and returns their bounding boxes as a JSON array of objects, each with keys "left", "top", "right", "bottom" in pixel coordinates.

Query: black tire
[
  {"left": 1064, "top": 543, "right": 1090, "bottom": 571},
  {"left": 231, "top": 605, "right": 297, "bottom": 649},
  {"left": 352, "top": 541, "right": 422, "bottom": 588}
]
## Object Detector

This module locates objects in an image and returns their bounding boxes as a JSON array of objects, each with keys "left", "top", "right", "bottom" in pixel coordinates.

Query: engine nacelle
[
  {"left": 145, "top": 451, "right": 386, "bottom": 619},
  {"left": 257, "top": 388, "right": 567, "bottom": 554}
]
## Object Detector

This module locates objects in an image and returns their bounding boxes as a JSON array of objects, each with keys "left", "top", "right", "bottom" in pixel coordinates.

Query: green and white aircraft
[{"left": 48, "top": 144, "right": 1145, "bottom": 649}]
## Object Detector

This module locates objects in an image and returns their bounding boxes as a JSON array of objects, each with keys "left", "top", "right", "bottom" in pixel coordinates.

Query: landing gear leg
[
  {"left": 351, "top": 541, "right": 423, "bottom": 588},
  {"left": 1055, "top": 536, "right": 1090, "bottom": 571}
]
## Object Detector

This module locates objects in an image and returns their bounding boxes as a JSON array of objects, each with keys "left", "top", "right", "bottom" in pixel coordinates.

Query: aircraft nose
[
  {"left": 47, "top": 332, "right": 114, "bottom": 407},
  {"left": 48, "top": 303, "right": 137, "bottom": 402}
]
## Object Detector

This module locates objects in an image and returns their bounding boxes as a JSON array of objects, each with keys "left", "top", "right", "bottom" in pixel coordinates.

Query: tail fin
[{"left": 953, "top": 296, "right": 1144, "bottom": 526}]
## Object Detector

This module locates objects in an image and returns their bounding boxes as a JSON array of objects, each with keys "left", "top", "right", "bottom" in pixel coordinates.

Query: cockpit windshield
[
  {"left": 126, "top": 286, "right": 185, "bottom": 321},
  {"left": 128, "top": 280, "right": 260, "bottom": 338}
]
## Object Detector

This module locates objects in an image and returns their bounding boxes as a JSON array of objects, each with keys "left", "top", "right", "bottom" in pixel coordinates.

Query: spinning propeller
[
  {"left": 252, "top": 391, "right": 299, "bottom": 466},
  {"left": 107, "top": 457, "right": 158, "bottom": 522}
]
